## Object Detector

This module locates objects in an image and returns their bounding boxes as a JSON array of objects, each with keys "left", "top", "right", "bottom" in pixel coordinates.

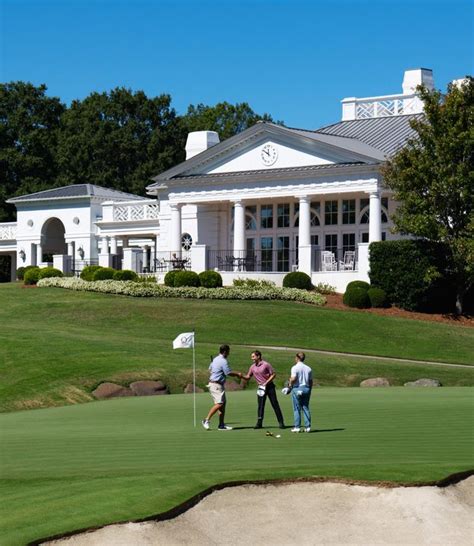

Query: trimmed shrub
[
  {"left": 23, "top": 267, "right": 41, "bottom": 285},
  {"left": 369, "top": 240, "right": 456, "bottom": 312},
  {"left": 113, "top": 269, "right": 138, "bottom": 282},
  {"left": 80, "top": 265, "right": 102, "bottom": 281},
  {"left": 199, "top": 270, "right": 223, "bottom": 288},
  {"left": 367, "top": 287, "right": 388, "bottom": 308},
  {"left": 92, "top": 267, "right": 115, "bottom": 281},
  {"left": 282, "top": 272, "right": 313, "bottom": 290},
  {"left": 346, "top": 280, "right": 370, "bottom": 292},
  {"left": 343, "top": 286, "right": 371, "bottom": 308},
  {"left": 174, "top": 270, "right": 200, "bottom": 288},
  {"left": 164, "top": 269, "right": 179, "bottom": 287},
  {"left": 17, "top": 265, "right": 37, "bottom": 280},
  {"left": 38, "top": 267, "right": 64, "bottom": 279}
]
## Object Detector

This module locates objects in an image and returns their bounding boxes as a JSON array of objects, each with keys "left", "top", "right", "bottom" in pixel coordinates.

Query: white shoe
[
  {"left": 201, "top": 419, "right": 210, "bottom": 430},
  {"left": 305, "top": 427, "right": 311, "bottom": 433},
  {"left": 291, "top": 427, "right": 301, "bottom": 433},
  {"left": 218, "top": 424, "right": 233, "bottom": 430}
]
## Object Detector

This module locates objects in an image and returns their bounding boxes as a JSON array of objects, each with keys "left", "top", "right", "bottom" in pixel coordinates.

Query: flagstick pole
[{"left": 193, "top": 330, "right": 196, "bottom": 428}]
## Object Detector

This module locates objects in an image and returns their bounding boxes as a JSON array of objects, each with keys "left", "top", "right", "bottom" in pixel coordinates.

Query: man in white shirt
[{"left": 289, "top": 352, "right": 313, "bottom": 433}]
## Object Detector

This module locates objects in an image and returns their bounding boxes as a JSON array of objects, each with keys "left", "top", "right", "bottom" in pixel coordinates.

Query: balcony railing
[
  {"left": 0, "top": 222, "right": 17, "bottom": 241},
  {"left": 208, "top": 249, "right": 298, "bottom": 273},
  {"left": 113, "top": 202, "right": 160, "bottom": 222},
  {"left": 312, "top": 248, "right": 358, "bottom": 272},
  {"left": 149, "top": 251, "right": 192, "bottom": 273}
]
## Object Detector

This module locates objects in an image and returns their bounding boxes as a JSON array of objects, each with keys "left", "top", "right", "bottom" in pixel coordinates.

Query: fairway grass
[
  {"left": 1, "top": 283, "right": 473, "bottom": 411},
  {"left": 1, "top": 388, "right": 473, "bottom": 545}
]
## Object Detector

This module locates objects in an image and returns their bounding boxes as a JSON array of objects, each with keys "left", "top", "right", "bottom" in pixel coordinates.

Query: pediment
[{"left": 149, "top": 122, "right": 384, "bottom": 188}]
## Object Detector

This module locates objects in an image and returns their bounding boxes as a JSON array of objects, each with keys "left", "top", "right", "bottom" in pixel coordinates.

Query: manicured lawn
[
  {"left": 0, "top": 283, "right": 473, "bottom": 411},
  {"left": 0, "top": 388, "right": 473, "bottom": 545}
]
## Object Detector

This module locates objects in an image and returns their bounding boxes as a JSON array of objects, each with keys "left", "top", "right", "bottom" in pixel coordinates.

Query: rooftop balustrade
[{"left": 0, "top": 222, "right": 17, "bottom": 241}]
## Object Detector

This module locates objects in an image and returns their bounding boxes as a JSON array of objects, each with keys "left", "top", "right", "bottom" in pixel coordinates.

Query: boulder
[
  {"left": 225, "top": 381, "right": 245, "bottom": 391},
  {"left": 404, "top": 378, "right": 442, "bottom": 387},
  {"left": 92, "top": 382, "right": 134, "bottom": 399},
  {"left": 360, "top": 377, "right": 391, "bottom": 387},
  {"left": 130, "top": 380, "right": 168, "bottom": 396},
  {"left": 184, "top": 384, "right": 204, "bottom": 394}
]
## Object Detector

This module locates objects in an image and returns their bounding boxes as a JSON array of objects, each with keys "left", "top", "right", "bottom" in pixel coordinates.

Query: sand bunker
[{"left": 45, "top": 476, "right": 474, "bottom": 545}]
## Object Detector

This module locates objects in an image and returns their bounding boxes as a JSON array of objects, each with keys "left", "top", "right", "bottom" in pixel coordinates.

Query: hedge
[
  {"left": 369, "top": 240, "right": 456, "bottom": 312},
  {"left": 24, "top": 267, "right": 41, "bottom": 285},
  {"left": 343, "top": 286, "right": 371, "bottom": 308},
  {"left": 37, "top": 277, "right": 327, "bottom": 306},
  {"left": 38, "top": 267, "right": 64, "bottom": 279},
  {"left": 17, "top": 265, "right": 38, "bottom": 281},
  {"left": 113, "top": 269, "right": 138, "bottom": 281},
  {"left": 367, "top": 287, "right": 388, "bottom": 308},
  {"left": 92, "top": 267, "right": 115, "bottom": 281},
  {"left": 80, "top": 265, "right": 102, "bottom": 281},
  {"left": 164, "top": 270, "right": 179, "bottom": 287},
  {"left": 282, "top": 272, "right": 313, "bottom": 290},
  {"left": 199, "top": 270, "right": 223, "bottom": 288},
  {"left": 174, "top": 270, "right": 200, "bottom": 287}
]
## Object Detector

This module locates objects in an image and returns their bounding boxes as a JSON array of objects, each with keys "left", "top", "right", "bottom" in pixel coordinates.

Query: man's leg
[
  {"left": 205, "top": 402, "right": 223, "bottom": 422},
  {"left": 266, "top": 383, "right": 285, "bottom": 426},
  {"left": 301, "top": 388, "right": 311, "bottom": 428},
  {"left": 291, "top": 390, "right": 301, "bottom": 429}
]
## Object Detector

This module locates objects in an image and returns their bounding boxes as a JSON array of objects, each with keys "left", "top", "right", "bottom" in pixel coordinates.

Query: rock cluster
[{"left": 92, "top": 380, "right": 169, "bottom": 399}]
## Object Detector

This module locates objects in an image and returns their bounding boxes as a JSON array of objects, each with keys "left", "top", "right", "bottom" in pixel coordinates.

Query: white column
[
  {"left": 369, "top": 191, "right": 382, "bottom": 243},
  {"left": 170, "top": 204, "right": 182, "bottom": 255},
  {"left": 101, "top": 236, "right": 110, "bottom": 255},
  {"left": 298, "top": 196, "right": 311, "bottom": 246},
  {"left": 233, "top": 200, "right": 245, "bottom": 258},
  {"left": 67, "top": 242, "right": 74, "bottom": 256},
  {"left": 142, "top": 246, "right": 149, "bottom": 271},
  {"left": 36, "top": 243, "right": 43, "bottom": 265},
  {"left": 110, "top": 237, "right": 117, "bottom": 255},
  {"left": 298, "top": 196, "right": 312, "bottom": 275}
]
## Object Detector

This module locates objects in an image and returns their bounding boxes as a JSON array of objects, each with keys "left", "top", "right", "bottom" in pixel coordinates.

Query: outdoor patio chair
[
  {"left": 321, "top": 251, "right": 337, "bottom": 272},
  {"left": 339, "top": 250, "right": 355, "bottom": 271}
]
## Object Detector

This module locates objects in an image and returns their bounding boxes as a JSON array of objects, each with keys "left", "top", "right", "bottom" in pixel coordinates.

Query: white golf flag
[{"left": 173, "top": 332, "right": 195, "bottom": 349}]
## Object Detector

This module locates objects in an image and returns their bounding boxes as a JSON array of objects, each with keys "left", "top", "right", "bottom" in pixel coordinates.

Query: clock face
[{"left": 261, "top": 144, "right": 278, "bottom": 166}]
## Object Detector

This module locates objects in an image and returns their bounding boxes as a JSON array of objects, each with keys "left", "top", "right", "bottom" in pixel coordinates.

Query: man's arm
[
  {"left": 289, "top": 374, "right": 297, "bottom": 387},
  {"left": 263, "top": 372, "right": 276, "bottom": 386}
]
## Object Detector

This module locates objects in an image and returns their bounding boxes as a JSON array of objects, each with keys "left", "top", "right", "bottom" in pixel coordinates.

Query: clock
[{"left": 261, "top": 144, "right": 278, "bottom": 166}]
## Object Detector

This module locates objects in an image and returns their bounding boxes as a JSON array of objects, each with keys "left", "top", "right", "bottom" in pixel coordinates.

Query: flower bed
[{"left": 37, "top": 277, "right": 326, "bottom": 305}]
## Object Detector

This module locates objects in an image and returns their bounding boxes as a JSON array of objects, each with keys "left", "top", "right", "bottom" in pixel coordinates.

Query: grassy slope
[
  {"left": 1, "top": 389, "right": 473, "bottom": 545},
  {"left": 0, "top": 283, "right": 473, "bottom": 411}
]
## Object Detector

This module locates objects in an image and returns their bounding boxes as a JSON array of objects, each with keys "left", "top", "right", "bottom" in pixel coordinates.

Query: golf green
[{"left": 0, "top": 388, "right": 473, "bottom": 545}]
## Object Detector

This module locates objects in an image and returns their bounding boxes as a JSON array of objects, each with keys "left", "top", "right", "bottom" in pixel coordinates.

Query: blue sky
[{"left": 1, "top": 0, "right": 473, "bottom": 128}]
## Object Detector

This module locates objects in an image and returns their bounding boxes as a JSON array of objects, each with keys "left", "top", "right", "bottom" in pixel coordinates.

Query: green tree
[
  {"left": 182, "top": 101, "right": 280, "bottom": 141},
  {"left": 382, "top": 78, "right": 474, "bottom": 314},
  {"left": 0, "top": 82, "right": 65, "bottom": 221},
  {"left": 57, "top": 88, "right": 185, "bottom": 196}
]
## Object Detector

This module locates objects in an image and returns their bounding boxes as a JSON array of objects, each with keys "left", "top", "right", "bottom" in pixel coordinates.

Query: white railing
[
  {"left": 0, "top": 222, "right": 17, "bottom": 240},
  {"left": 113, "top": 202, "right": 160, "bottom": 222},
  {"left": 342, "top": 93, "right": 423, "bottom": 120}
]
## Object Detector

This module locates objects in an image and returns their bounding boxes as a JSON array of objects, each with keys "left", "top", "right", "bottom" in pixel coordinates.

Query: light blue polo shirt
[{"left": 209, "top": 354, "right": 232, "bottom": 383}]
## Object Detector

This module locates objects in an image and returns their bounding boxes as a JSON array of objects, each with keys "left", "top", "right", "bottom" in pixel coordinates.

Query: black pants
[{"left": 257, "top": 382, "right": 284, "bottom": 425}]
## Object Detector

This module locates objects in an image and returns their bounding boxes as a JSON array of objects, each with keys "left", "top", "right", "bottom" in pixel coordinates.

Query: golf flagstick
[
  {"left": 172, "top": 331, "right": 196, "bottom": 427},
  {"left": 193, "top": 328, "right": 196, "bottom": 428}
]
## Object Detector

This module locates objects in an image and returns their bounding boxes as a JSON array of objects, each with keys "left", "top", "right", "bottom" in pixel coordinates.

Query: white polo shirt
[{"left": 290, "top": 362, "right": 312, "bottom": 387}]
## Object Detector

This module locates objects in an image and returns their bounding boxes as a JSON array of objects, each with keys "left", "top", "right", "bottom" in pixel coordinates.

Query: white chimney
[
  {"left": 185, "top": 131, "right": 220, "bottom": 160},
  {"left": 402, "top": 68, "right": 434, "bottom": 94}
]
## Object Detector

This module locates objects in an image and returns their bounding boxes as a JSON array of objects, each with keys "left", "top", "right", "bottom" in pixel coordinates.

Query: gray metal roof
[
  {"left": 7, "top": 184, "right": 144, "bottom": 203},
  {"left": 314, "top": 114, "right": 422, "bottom": 156}
]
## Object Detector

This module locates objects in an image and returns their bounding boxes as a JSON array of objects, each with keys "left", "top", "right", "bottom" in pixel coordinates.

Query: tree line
[{"left": 0, "top": 82, "right": 277, "bottom": 222}]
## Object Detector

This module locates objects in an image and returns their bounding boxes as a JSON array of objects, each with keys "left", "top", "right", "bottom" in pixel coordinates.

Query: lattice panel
[
  {"left": 130, "top": 206, "right": 145, "bottom": 220},
  {"left": 356, "top": 103, "right": 375, "bottom": 119},
  {"left": 145, "top": 203, "right": 160, "bottom": 219},
  {"left": 0, "top": 224, "right": 16, "bottom": 240},
  {"left": 113, "top": 206, "right": 128, "bottom": 222}
]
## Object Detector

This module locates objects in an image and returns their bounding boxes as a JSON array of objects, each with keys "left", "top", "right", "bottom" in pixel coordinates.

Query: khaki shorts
[{"left": 208, "top": 382, "right": 226, "bottom": 404}]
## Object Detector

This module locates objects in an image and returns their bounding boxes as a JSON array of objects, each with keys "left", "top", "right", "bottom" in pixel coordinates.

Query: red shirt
[{"left": 247, "top": 360, "right": 275, "bottom": 385}]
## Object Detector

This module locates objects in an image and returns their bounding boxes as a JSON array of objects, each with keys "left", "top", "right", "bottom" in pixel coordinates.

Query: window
[
  {"left": 361, "top": 232, "right": 369, "bottom": 243},
  {"left": 342, "top": 233, "right": 356, "bottom": 251},
  {"left": 325, "top": 234, "right": 338, "bottom": 252},
  {"left": 277, "top": 236, "right": 289, "bottom": 272},
  {"left": 325, "top": 200, "right": 338, "bottom": 225},
  {"left": 311, "top": 235, "right": 319, "bottom": 247},
  {"left": 261, "top": 237, "right": 273, "bottom": 271},
  {"left": 277, "top": 204, "right": 290, "bottom": 228},
  {"left": 342, "top": 200, "right": 356, "bottom": 224},
  {"left": 360, "top": 198, "right": 369, "bottom": 212},
  {"left": 261, "top": 205, "right": 273, "bottom": 229},
  {"left": 311, "top": 202, "right": 321, "bottom": 226},
  {"left": 181, "top": 233, "right": 193, "bottom": 250},
  {"left": 245, "top": 206, "right": 257, "bottom": 230}
]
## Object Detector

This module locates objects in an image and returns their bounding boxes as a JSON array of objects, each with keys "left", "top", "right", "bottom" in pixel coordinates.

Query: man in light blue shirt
[
  {"left": 202, "top": 344, "right": 243, "bottom": 431},
  {"left": 289, "top": 352, "right": 313, "bottom": 433}
]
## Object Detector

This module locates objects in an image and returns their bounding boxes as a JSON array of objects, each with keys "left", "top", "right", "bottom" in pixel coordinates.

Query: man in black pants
[{"left": 242, "top": 350, "right": 285, "bottom": 429}]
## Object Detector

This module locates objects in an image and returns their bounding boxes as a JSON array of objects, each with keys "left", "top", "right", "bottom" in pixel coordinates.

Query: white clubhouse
[{"left": 0, "top": 69, "right": 439, "bottom": 290}]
